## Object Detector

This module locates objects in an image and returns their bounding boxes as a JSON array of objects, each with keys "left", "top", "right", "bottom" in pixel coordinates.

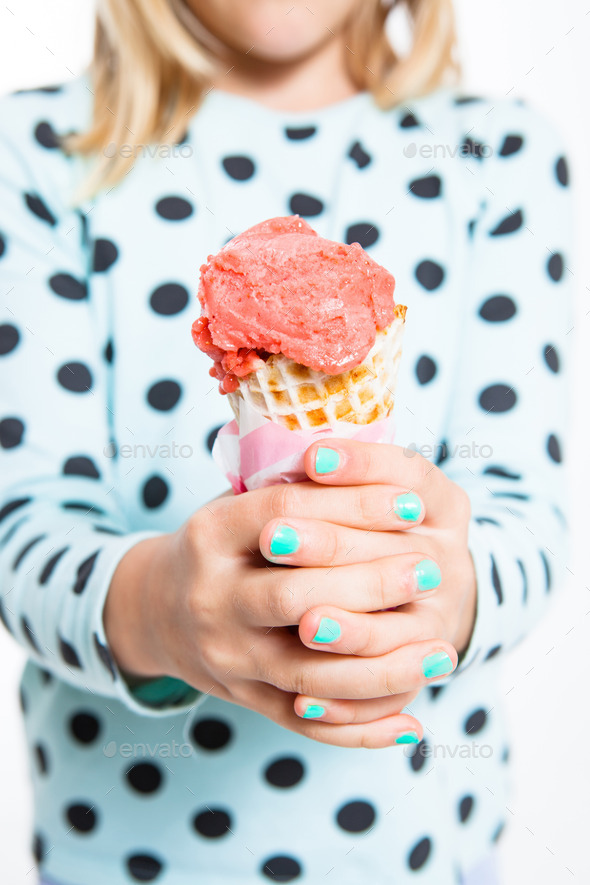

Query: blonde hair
[{"left": 65, "top": 0, "right": 458, "bottom": 201}]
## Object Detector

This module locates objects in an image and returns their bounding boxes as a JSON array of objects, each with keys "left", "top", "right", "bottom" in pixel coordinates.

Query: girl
[{"left": 0, "top": 1, "right": 572, "bottom": 883}]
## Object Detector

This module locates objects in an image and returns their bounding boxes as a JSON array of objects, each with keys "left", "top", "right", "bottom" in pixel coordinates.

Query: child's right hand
[{"left": 105, "top": 482, "right": 439, "bottom": 749}]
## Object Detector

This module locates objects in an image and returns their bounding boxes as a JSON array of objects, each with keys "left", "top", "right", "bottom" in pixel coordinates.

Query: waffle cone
[{"left": 227, "top": 303, "right": 407, "bottom": 431}]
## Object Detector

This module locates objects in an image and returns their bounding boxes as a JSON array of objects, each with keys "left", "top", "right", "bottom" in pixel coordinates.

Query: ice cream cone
[{"left": 227, "top": 303, "right": 407, "bottom": 431}]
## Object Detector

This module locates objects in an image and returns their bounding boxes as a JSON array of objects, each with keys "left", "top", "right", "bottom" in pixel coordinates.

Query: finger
[
  {"left": 304, "top": 440, "right": 450, "bottom": 523},
  {"left": 244, "top": 554, "right": 439, "bottom": 627},
  {"left": 293, "top": 690, "right": 420, "bottom": 727},
  {"left": 260, "top": 517, "right": 440, "bottom": 571},
  {"left": 255, "top": 631, "right": 458, "bottom": 698},
  {"left": 204, "top": 479, "right": 425, "bottom": 555},
  {"left": 298, "top": 606, "right": 438, "bottom": 657}
]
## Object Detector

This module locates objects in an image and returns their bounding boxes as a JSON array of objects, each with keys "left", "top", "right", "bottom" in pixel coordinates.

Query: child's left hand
[{"left": 259, "top": 439, "right": 478, "bottom": 726}]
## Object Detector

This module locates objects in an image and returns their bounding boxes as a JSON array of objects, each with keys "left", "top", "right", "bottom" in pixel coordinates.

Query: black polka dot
[
  {"left": 289, "top": 192, "right": 324, "bottom": 216},
  {"left": 0, "top": 596, "right": 12, "bottom": 634},
  {"left": 49, "top": 273, "right": 88, "bottom": 300},
  {"left": 39, "top": 668, "right": 53, "bottom": 685},
  {"left": 478, "top": 384, "right": 517, "bottom": 413},
  {"left": 0, "top": 233, "right": 5, "bottom": 258},
  {"left": 25, "top": 193, "right": 56, "bottom": 226},
  {"left": 285, "top": 126, "right": 316, "bottom": 140},
  {"left": 543, "top": 344, "right": 559, "bottom": 373},
  {"left": 206, "top": 424, "right": 223, "bottom": 454},
  {"left": 190, "top": 717, "right": 233, "bottom": 751},
  {"left": 57, "top": 362, "right": 93, "bottom": 393},
  {"left": 492, "top": 822, "right": 505, "bottom": 843},
  {"left": 502, "top": 746, "right": 510, "bottom": 763},
  {"left": 39, "top": 547, "right": 69, "bottom": 587},
  {"left": 261, "top": 855, "right": 302, "bottom": 882},
  {"left": 149, "top": 283, "right": 189, "bottom": 316},
  {"left": 126, "top": 763, "right": 163, "bottom": 795},
  {"left": 484, "top": 465, "right": 521, "bottom": 481},
  {"left": 468, "top": 218, "right": 477, "bottom": 237},
  {"left": 400, "top": 111, "right": 420, "bottom": 128},
  {"left": 547, "top": 433, "right": 562, "bottom": 463},
  {"left": 462, "top": 137, "right": 486, "bottom": 160},
  {"left": 142, "top": 475, "right": 169, "bottom": 509},
  {"left": 478, "top": 294, "right": 517, "bottom": 322},
  {"left": 409, "top": 175, "right": 442, "bottom": 199},
  {"left": 556, "top": 156, "right": 569, "bottom": 187},
  {"left": 415, "top": 355, "right": 437, "bottom": 385},
  {"left": 34, "top": 120, "right": 60, "bottom": 149},
  {"left": 415, "top": 259, "right": 444, "bottom": 291},
  {"left": 485, "top": 645, "right": 502, "bottom": 661},
  {"left": 264, "top": 756, "right": 305, "bottom": 788},
  {"left": 499, "top": 135, "right": 524, "bottom": 157},
  {"left": 19, "top": 687, "right": 27, "bottom": 713},
  {"left": 126, "top": 853, "right": 164, "bottom": 881},
  {"left": 222, "top": 155, "right": 256, "bottom": 181},
  {"left": 13, "top": 534, "right": 46, "bottom": 569},
  {"left": 193, "top": 808, "right": 232, "bottom": 838},
  {"left": 459, "top": 795, "right": 474, "bottom": 823},
  {"left": 104, "top": 339, "right": 114, "bottom": 364},
  {"left": 476, "top": 516, "right": 500, "bottom": 527},
  {"left": 429, "top": 685, "right": 444, "bottom": 700},
  {"left": 336, "top": 800, "right": 376, "bottom": 833},
  {"left": 63, "top": 456, "right": 100, "bottom": 479},
  {"left": 464, "top": 708, "right": 487, "bottom": 735},
  {"left": 66, "top": 803, "right": 97, "bottom": 833},
  {"left": 0, "top": 417, "right": 25, "bottom": 448},
  {"left": 547, "top": 252, "right": 564, "bottom": 282},
  {"left": 155, "top": 196, "right": 193, "bottom": 221},
  {"left": 34, "top": 743, "right": 49, "bottom": 775},
  {"left": 345, "top": 222, "right": 379, "bottom": 248},
  {"left": 0, "top": 323, "right": 20, "bottom": 355},
  {"left": 490, "top": 209, "right": 523, "bottom": 236},
  {"left": 0, "top": 497, "right": 30, "bottom": 523},
  {"left": 73, "top": 551, "right": 100, "bottom": 595},
  {"left": 408, "top": 836, "right": 432, "bottom": 870},
  {"left": 59, "top": 636, "right": 82, "bottom": 668},
  {"left": 92, "top": 238, "right": 119, "bottom": 272},
  {"left": 32, "top": 832, "right": 45, "bottom": 864},
  {"left": 63, "top": 501, "right": 105, "bottom": 515},
  {"left": 93, "top": 632, "right": 116, "bottom": 679},
  {"left": 70, "top": 711, "right": 101, "bottom": 744},
  {"left": 540, "top": 550, "right": 551, "bottom": 592},
  {"left": 455, "top": 95, "right": 481, "bottom": 105},
  {"left": 434, "top": 440, "right": 448, "bottom": 466},
  {"left": 491, "top": 556, "right": 503, "bottom": 604},
  {"left": 409, "top": 739, "right": 428, "bottom": 772},
  {"left": 21, "top": 616, "right": 42, "bottom": 653},
  {"left": 348, "top": 141, "right": 371, "bottom": 169},
  {"left": 146, "top": 380, "right": 182, "bottom": 411}
]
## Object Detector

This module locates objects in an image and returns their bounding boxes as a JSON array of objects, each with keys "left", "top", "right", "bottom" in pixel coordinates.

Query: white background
[{"left": 0, "top": 1, "right": 588, "bottom": 882}]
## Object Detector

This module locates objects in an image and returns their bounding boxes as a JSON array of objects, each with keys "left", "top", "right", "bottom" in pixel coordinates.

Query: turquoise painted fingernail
[
  {"left": 269, "top": 525, "right": 300, "bottom": 556},
  {"left": 315, "top": 447, "right": 340, "bottom": 474},
  {"left": 393, "top": 492, "right": 422, "bottom": 522},
  {"left": 312, "top": 617, "right": 341, "bottom": 644},
  {"left": 422, "top": 651, "right": 454, "bottom": 679},
  {"left": 395, "top": 731, "right": 419, "bottom": 745},
  {"left": 303, "top": 704, "right": 325, "bottom": 719},
  {"left": 415, "top": 559, "right": 441, "bottom": 591}
]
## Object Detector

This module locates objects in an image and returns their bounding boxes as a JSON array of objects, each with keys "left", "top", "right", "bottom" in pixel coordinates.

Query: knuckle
[
  {"left": 371, "top": 560, "right": 389, "bottom": 612},
  {"left": 265, "top": 482, "right": 299, "bottom": 520},
  {"left": 354, "top": 618, "right": 375, "bottom": 657},
  {"left": 268, "top": 579, "right": 297, "bottom": 623},
  {"left": 354, "top": 485, "right": 380, "bottom": 525}
]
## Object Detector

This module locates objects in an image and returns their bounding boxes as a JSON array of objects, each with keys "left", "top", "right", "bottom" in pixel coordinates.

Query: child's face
[{"left": 186, "top": 0, "right": 362, "bottom": 62}]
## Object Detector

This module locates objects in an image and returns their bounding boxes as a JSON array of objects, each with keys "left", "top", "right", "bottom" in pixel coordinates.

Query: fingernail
[
  {"left": 270, "top": 525, "right": 300, "bottom": 556},
  {"left": 312, "top": 617, "right": 341, "bottom": 644},
  {"left": 415, "top": 559, "right": 441, "bottom": 591},
  {"left": 393, "top": 492, "right": 422, "bottom": 522},
  {"left": 395, "top": 730, "right": 420, "bottom": 745},
  {"left": 422, "top": 651, "right": 454, "bottom": 679},
  {"left": 303, "top": 704, "right": 325, "bottom": 719},
  {"left": 315, "top": 447, "right": 340, "bottom": 475}
]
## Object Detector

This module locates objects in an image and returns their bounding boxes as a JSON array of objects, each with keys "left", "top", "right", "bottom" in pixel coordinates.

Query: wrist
[{"left": 103, "top": 533, "right": 175, "bottom": 679}]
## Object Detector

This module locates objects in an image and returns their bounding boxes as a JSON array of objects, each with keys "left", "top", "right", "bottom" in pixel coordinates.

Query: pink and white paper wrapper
[{"left": 212, "top": 396, "right": 396, "bottom": 494}]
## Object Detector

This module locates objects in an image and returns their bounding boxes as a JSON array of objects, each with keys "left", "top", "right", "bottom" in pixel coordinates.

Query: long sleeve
[
  {"left": 436, "top": 102, "right": 574, "bottom": 677},
  {"left": 0, "top": 106, "right": 200, "bottom": 715}
]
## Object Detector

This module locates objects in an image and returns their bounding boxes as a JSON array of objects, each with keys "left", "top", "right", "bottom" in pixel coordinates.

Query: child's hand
[
  {"left": 105, "top": 465, "right": 457, "bottom": 749},
  {"left": 254, "top": 439, "right": 477, "bottom": 729}
]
